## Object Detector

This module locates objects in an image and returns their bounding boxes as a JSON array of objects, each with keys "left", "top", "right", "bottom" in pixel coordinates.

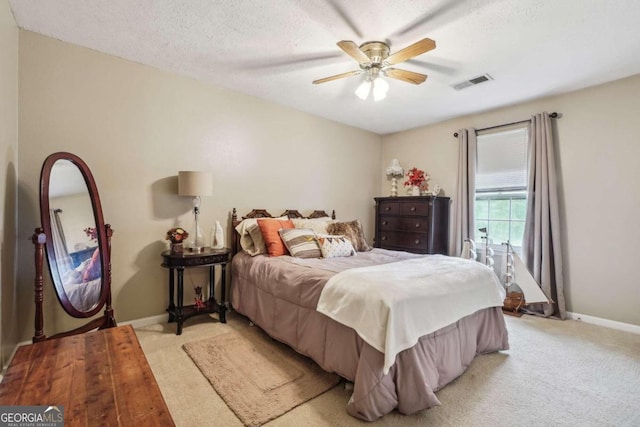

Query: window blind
[{"left": 476, "top": 126, "right": 528, "bottom": 191}]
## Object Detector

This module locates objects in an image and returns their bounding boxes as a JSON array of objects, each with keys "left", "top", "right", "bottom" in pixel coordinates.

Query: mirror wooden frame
[{"left": 33, "top": 152, "right": 116, "bottom": 342}]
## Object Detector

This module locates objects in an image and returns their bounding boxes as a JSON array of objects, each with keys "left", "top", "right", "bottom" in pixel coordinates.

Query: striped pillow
[{"left": 278, "top": 228, "right": 322, "bottom": 259}]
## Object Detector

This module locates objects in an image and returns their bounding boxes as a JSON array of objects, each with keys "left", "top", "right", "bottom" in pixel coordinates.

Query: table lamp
[
  {"left": 385, "top": 159, "right": 404, "bottom": 197},
  {"left": 178, "top": 171, "right": 212, "bottom": 252}
]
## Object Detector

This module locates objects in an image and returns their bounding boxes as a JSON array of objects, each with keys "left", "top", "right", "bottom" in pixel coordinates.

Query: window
[{"left": 475, "top": 125, "right": 528, "bottom": 250}]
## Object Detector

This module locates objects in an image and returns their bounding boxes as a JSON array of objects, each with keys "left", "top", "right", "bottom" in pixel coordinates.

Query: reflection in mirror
[
  {"left": 48, "top": 160, "right": 101, "bottom": 312},
  {"left": 35, "top": 152, "right": 116, "bottom": 342}
]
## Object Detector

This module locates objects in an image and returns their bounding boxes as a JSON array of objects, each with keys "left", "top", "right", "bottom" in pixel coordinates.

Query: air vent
[{"left": 451, "top": 74, "right": 493, "bottom": 91}]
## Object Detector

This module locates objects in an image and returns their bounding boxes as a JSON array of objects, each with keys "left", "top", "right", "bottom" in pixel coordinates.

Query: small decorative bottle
[{"left": 212, "top": 220, "right": 224, "bottom": 249}]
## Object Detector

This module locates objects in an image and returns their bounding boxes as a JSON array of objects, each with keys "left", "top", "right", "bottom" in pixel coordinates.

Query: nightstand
[{"left": 161, "top": 247, "right": 230, "bottom": 335}]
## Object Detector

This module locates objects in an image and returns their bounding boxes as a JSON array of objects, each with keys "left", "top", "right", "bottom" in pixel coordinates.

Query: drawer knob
[
  {"left": 414, "top": 239, "right": 420, "bottom": 244},
  {"left": 415, "top": 223, "right": 421, "bottom": 228},
  {"left": 382, "top": 220, "right": 387, "bottom": 225},
  {"left": 382, "top": 236, "right": 387, "bottom": 241},
  {"left": 410, "top": 206, "right": 416, "bottom": 212},
  {"left": 385, "top": 206, "right": 391, "bottom": 211}
]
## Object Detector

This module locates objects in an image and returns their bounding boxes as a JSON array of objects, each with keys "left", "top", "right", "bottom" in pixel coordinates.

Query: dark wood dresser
[{"left": 374, "top": 196, "right": 450, "bottom": 254}]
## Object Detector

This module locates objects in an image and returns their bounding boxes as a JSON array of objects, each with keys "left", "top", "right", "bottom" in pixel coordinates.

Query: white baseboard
[
  {"left": 566, "top": 311, "right": 640, "bottom": 335},
  {"left": 119, "top": 314, "right": 168, "bottom": 329}
]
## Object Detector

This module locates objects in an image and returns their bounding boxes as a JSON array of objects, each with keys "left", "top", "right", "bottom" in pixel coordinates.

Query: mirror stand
[
  {"left": 32, "top": 224, "right": 116, "bottom": 342},
  {"left": 35, "top": 152, "right": 117, "bottom": 342}
]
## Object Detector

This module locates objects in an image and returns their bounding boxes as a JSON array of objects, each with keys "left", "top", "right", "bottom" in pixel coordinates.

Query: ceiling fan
[{"left": 312, "top": 38, "right": 436, "bottom": 101}]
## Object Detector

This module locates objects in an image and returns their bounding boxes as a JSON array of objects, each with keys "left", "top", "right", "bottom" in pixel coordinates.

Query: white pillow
[
  {"left": 247, "top": 223, "right": 267, "bottom": 256},
  {"left": 291, "top": 217, "right": 334, "bottom": 235},
  {"left": 235, "top": 216, "right": 288, "bottom": 256},
  {"left": 317, "top": 235, "right": 356, "bottom": 258}
]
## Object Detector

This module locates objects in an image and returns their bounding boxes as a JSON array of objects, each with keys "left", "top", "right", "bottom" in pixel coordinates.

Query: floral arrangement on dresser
[
  {"left": 166, "top": 227, "right": 189, "bottom": 244},
  {"left": 404, "top": 167, "right": 430, "bottom": 195}
]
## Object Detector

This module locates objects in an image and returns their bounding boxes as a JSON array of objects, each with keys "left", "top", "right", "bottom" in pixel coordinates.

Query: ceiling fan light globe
[
  {"left": 373, "top": 78, "right": 389, "bottom": 101},
  {"left": 375, "top": 77, "right": 389, "bottom": 92},
  {"left": 355, "top": 80, "right": 372, "bottom": 100}
]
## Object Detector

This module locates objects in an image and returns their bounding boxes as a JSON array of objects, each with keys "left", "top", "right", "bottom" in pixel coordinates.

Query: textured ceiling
[{"left": 9, "top": 0, "right": 640, "bottom": 135}]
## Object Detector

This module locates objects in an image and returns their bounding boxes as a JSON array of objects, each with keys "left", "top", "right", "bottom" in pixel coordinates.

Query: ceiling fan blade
[
  {"left": 235, "top": 52, "right": 345, "bottom": 70},
  {"left": 385, "top": 38, "right": 436, "bottom": 65},
  {"left": 327, "top": 1, "right": 363, "bottom": 37},
  {"left": 312, "top": 70, "right": 361, "bottom": 84},
  {"left": 385, "top": 68, "right": 428, "bottom": 85},
  {"left": 389, "top": 1, "right": 460, "bottom": 37},
  {"left": 337, "top": 40, "right": 371, "bottom": 65},
  {"left": 407, "top": 59, "right": 457, "bottom": 76}
]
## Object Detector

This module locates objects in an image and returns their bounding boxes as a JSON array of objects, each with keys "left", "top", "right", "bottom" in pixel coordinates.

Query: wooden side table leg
[
  {"left": 176, "top": 268, "right": 184, "bottom": 335},
  {"left": 167, "top": 268, "right": 176, "bottom": 323},
  {"left": 208, "top": 265, "right": 215, "bottom": 304},
  {"left": 219, "top": 263, "right": 227, "bottom": 323}
]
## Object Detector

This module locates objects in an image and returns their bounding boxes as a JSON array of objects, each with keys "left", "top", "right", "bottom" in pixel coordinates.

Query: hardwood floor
[{"left": 0, "top": 325, "right": 175, "bottom": 426}]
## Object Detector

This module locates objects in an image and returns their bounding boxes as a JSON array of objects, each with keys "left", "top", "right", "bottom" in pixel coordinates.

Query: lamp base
[
  {"left": 390, "top": 177, "right": 398, "bottom": 197},
  {"left": 186, "top": 244, "right": 204, "bottom": 253},
  {"left": 186, "top": 204, "right": 205, "bottom": 253}
]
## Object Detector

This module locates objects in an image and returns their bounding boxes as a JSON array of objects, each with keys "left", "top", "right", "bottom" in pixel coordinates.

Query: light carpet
[
  {"left": 182, "top": 326, "right": 340, "bottom": 427},
  {"left": 136, "top": 312, "right": 640, "bottom": 426}
]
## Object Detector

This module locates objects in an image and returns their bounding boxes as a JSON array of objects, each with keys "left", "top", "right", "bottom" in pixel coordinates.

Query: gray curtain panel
[
  {"left": 453, "top": 129, "right": 477, "bottom": 256},
  {"left": 523, "top": 112, "right": 566, "bottom": 318},
  {"left": 51, "top": 208, "right": 74, "bottom": 274}
]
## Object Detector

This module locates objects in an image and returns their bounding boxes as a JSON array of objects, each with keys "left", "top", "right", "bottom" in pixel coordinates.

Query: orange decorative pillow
[{"left": 257, "top": 219, "right": 295, "bottom": 256}]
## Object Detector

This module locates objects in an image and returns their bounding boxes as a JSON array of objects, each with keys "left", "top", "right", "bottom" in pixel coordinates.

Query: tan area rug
[{"left": 183, "top": 326, "right": 341, "bottom": 427}]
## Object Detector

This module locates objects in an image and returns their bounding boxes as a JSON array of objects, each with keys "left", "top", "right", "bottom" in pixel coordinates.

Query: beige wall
[
  {"left": 16, "top": 31, "right": 381, "bottom": 341},
  {"left": 0, "top": 0, "right": 18, "bottom": 367},
  {"left": 381, "top": 74, "right": 640, "bottom": 326}
]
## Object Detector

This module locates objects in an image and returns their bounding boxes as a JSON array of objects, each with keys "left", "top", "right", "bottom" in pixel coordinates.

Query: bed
[
  {"left": 229, "top": 208, "right": 509, "bottom": 421},
  {"left": 60, "top": 248, "right": 102, "bottom": 312}
]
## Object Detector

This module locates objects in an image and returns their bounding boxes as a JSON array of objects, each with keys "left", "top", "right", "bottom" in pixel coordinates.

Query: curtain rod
[{"left": 453, "top": 112, "right": 559, "bottom": 138}]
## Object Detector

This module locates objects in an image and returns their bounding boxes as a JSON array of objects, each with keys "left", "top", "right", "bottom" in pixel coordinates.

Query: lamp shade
[
  {"left": 178, "top": 171, "right": 212, "bottom": 197},
  {"left": 386, "top": 158, "right": 404, "bottom": 177}
]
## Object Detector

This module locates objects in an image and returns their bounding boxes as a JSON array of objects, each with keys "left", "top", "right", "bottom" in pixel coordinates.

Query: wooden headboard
[{"left": 230, "top": 208, "right": 336, "bottom": 255}]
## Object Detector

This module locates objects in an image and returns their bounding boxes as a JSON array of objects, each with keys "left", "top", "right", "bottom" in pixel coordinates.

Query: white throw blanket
[{"left": 316, "top": 255, "right": 506, "bottom": 374}]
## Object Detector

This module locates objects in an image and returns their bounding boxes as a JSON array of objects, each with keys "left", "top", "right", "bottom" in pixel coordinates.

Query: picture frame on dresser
[{"left": 374, "top": 195, "right": 450, "bottom": 254}]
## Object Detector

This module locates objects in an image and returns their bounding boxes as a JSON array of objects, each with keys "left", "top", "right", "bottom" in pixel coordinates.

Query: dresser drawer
[
  {"left": 378, "top": 217, "right": 399, "bottom": 230},
  {"left": 377, "top": 231, "right": 429, "bottom": 251},
  {"left": 378, "top": 201, "right": 400, "bottom": 215},
  {"left": 379, "top": 217, "right": 430, "bottom": 232},
  {"left": 400, "top": 201, "right": 430, "bottom": 216},
  {"left": 400, "top": 217, "right": 430, "bottom": 231}
]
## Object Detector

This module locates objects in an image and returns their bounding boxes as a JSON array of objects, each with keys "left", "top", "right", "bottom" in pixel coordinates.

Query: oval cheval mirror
[{"left": 32, "top": 152, "right": 116, "bottom": 342}]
